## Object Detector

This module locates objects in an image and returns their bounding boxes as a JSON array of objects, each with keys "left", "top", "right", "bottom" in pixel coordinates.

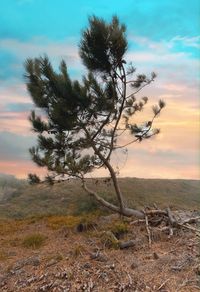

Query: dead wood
[
  {"left": 119, "top": 240, "right": 137, "bottom": 249},
  {"left": 166, "top": 207, "right": 179, "bottom": 227},
  {"left": 182, "top": 216, "right": 200, "bottom": 224},
  {"left": 130, "top": 207, "right": 200, "bottom": 241},
  {"left": 130, "top": 219, "right": 145, "bottom": 225},
  {"left": 144, "top": 212, "right": 152, "bottom": 247}
]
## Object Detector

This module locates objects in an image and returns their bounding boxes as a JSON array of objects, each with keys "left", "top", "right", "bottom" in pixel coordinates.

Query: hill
[
  {"left": 0, "top": 177, "right": 199, "bottom": 219},
  {"left": 0, "top": 173, "right": 26, "bottom": 203}
]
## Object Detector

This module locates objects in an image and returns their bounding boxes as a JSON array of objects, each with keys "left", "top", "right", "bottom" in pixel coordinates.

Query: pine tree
[{"left": 25, "top": 16, "right": 165, "bottom": 218}]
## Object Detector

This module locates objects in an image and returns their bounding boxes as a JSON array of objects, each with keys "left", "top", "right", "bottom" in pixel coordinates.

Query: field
[{"left": 0, "top": 177, "right": 199, "bottom": 291}]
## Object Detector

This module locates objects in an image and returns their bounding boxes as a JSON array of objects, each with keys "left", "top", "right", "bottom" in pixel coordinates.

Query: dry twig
[{"left": 144, "top": 211, "right": 152, "bottom": 247}]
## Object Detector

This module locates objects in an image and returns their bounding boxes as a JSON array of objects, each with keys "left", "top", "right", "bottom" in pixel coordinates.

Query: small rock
[
  {"left": 29, "top": 256, "right": 41, "bottom": 266},
  {"left": 90, "top": 252, "right": 108, "bottom": 262},
  {"left": 153, "top": 252, "right": 159, "bottom": 259},
  {"left": 27, "top": 276, "right": 37, "bottom": 284},
  {"left": 109, "top": 263, "right": 115, "bottom": 270},
  {"left": 82, "top": 263, "right": 91, "bottom": 269},
  {"left": 99, "top": 271, "right": 109, "bottom": 282},
  {"left": 13, "top": 256, "right": 40, "bottom": 270},
  {"left": 130, "top": 261, "right": 139, "bottom": 269},
  {"left": 13, "top": 269, "right": 25, "bottom": 276},
  {"left": 46, "top": 259, "right": 57, "bottom": 267}
]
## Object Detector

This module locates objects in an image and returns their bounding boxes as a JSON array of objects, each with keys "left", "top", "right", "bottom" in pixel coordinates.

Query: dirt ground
[{"left": 0, "top": 214, "right": 199, "bottom": 291}]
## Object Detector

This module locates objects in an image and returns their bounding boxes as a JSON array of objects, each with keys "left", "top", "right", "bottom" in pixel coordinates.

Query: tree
[{"left": 25, "top": 16, "right": 165, "bottom": 218}]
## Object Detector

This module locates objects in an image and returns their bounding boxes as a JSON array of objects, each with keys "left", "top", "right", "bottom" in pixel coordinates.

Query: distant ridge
[{"left": 0, "top": 177, "right": 199, "bottom": 219}]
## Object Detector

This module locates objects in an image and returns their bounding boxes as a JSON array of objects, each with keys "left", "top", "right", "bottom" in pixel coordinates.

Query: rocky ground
[{"left": 0, "top": 213, "right": 199, "bottom": 291}]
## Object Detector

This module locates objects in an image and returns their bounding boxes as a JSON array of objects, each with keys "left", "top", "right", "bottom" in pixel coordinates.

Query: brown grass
[
  {"left": 22, "top": 233, "right": 46, "bottom": 249},
  {"left": 0, "top": 214, "right": 199, "bottom": 291}
]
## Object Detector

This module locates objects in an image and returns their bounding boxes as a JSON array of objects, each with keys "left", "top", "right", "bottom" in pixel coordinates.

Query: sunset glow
[{"left": 0, "top": 0, "right": 199, "bottom": 179}]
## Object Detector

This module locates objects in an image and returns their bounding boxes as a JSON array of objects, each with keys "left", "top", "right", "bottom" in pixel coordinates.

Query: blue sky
[
  {"left": 0, "top": 0, "right": 199, "bottom": 81},
  {"left": 0, "top": 0, "right": 199, "bottom": 178},
  {"left": 1, "top": 0, "right": 199, "bottom": 41}
]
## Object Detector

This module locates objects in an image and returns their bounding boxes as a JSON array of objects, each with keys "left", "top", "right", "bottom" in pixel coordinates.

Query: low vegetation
[
  {"left": 22, "top": 233, "right": 46, "bottom": 249},
  {"left": 0, "top": 212, "right": 199, "bottom": 291},
  {"left": 0, "top": 178, "right": 199, "bottom": 219}
]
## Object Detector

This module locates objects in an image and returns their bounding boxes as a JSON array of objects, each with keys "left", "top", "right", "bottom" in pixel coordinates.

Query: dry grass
[
  {"left": 0, "top": 250, "right": 8, "bottom": 261},
  {"left": 0, "top": 214, "right": 199, "bottom": 291},
  {"left": 46, "top": 215, "right": 81, "bottom": 230},
  {"left": 0, "top": 220, "right": 25, "bottom": 236},
  {"left": 71, "top": 244, "right": 86, "bottom": 257},
  {"left": 0, "top": 178, "right": 199, "bottom": 219},
  {"left": 22, "top": 233, "right": 46, "bottom": 249}
]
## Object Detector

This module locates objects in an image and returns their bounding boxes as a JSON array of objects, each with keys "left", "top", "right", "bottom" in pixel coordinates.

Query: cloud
[
  {"left": 0, "top": 131, "right": 36, "bottom": 161},
  {"left": 171, "top": 36, "right": 200, "bottom": 49},
  {"left": 5, "top": 102, "right": 33, "bottom": 112},
  {"left": 125, "top": 33, "right": 200, "bottom": 114},
  {"left": 0, "top": 37, "right": 83, "bottom": 80},
  {"left": 0, "top": 160, "right": 46, "bottom": 179},
  {"left": 129, "top": 34, "right": 200, "bottom": 51},
  {"left": 0, "top": 15, "right": 199, "bottom": 179}
]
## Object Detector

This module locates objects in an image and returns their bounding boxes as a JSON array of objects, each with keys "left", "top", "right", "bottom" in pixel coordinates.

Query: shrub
[
  {"left": 22, "top": 233, "right": 46, "bottom": 249},
  {"left": 100, "top": 231, "right": 119, "bottom": 249},
  {"left": 111, "top": 222, "right": 129, "bottom": 239}
]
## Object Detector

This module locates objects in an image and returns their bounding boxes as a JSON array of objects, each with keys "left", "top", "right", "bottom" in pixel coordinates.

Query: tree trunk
[
  {"left": 91, "top": 143, "right": 125, "bottom": 213},
  {"left": 82, "top": 179, "right": 144, "bottom": 218}
]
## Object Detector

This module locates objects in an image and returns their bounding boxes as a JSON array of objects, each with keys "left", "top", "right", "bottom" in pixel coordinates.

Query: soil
[{"left": 0, "top": 214, "right": 199, "bottom": 291}]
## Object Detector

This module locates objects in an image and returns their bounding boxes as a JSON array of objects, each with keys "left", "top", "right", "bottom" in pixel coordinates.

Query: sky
[{"left": 0, "top": 0, "right": 199, "bottom": 179}]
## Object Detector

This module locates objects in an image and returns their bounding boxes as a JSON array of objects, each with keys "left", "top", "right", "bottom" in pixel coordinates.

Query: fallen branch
[
  {"left": 166, "top": 207, "right": 179, "bottom": 227},
  {"left": 130, "top": 219, "right": 145, "bottom": 225},
  {"left": 182, "top": 216, "right": 200, "bottom": 225},
  {"left": 146, "top": 209, "right": 167, "bottom": 216},
  {"left": 180, "top": 223, "right": 200, "bottom": 235},
  {"left": 144, "top": 212, "right": 152, "bottom": 247},
  {"left": 157, "top": 277, "right": 171, "bottom": 291}
]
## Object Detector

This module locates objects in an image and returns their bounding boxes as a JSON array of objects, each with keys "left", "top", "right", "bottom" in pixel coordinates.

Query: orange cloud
[{"left": 0, "top": 160, "right": 46, "bottom": 179}]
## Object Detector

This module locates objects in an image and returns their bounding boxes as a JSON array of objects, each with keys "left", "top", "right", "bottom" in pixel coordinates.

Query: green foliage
[
  {"left": 110, "top": 222, "right": 128, "bottom": 239},
  {"left": 22, "top": 233, "right": 46, "bottom": 249},
  {"left": 0, "top": 178, "right": 199, "bottom": 220},
  {"left": 25, "top": 15, "right": 166, "bottom": 185},
  {"left": 100, "top": 231, "right": 119, "bottom": 249},
  {"left": 80, "top": 15, "right": 127, "bottom": 73},
  {"left": 28, "top": 173, "right": 40, "bottom": 184},
  {"left": 74, "top": 197, "right": 99, "bottom": 215}
]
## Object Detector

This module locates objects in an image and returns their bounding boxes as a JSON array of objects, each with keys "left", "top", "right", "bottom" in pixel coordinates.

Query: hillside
[{"left": 0, "top": 177, "right": 199, "bottom": 219}]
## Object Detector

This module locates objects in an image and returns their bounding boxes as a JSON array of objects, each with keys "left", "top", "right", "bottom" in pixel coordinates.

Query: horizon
[
  {"left": 1, "top": 172, "right": 200, "bottom": 182},
  {"left": 0, "top": 0, "right": 200, "bottom": 180}
]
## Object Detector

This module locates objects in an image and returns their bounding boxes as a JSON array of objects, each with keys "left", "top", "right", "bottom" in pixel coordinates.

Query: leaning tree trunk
[
  {"left": 83, "top": 127, "right": 144, "bottom": 218},
  {"left": 82, "top": 178, "right": 144, "bottom": 218}
]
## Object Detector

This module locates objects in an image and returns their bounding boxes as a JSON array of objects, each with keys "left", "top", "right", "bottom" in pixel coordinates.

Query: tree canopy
[{"left": 25, "top": 16, "right": 165, "bottom": 217}]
